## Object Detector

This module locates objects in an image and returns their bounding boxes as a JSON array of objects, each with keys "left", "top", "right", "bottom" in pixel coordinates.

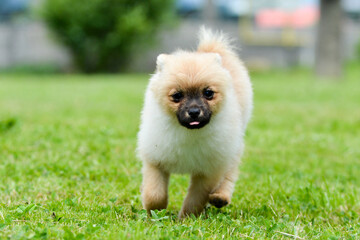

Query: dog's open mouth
[{"left": 181, "top": 119, "right": 210, "bottom": 129}]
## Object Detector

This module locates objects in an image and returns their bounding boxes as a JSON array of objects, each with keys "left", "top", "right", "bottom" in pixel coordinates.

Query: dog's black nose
[{"left": 188, "top": 107, "right": 201, "bottom": 118}]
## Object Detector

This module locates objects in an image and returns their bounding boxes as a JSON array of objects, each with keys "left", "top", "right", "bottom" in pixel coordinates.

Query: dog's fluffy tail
[{"left": 197, "top": 26, "right": 237, "bottom": 57}]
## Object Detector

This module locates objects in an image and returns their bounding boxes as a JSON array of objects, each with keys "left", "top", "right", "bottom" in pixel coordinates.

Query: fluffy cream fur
[{"left": 137, "top": 27, "right": 253, "bottom": 218}]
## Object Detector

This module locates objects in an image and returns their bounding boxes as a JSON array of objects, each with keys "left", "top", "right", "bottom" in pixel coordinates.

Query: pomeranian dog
[{"left": 137, "top": 27, "right": 253, "bottom": 218}]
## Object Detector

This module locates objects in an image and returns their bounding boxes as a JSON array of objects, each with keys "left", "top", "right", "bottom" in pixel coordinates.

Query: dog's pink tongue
[{"left": 189, "top": 121, "right": 200, "bottom": 126}]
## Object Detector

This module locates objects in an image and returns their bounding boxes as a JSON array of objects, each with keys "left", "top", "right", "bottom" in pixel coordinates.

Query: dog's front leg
[
  {"left": 179, "top": 174, "right": 221, "bottom": 218},
  {"left": 209, "top": 165, "right": 239, "bottom": 208},
  {"left": 141, "top": 162, "right": 170, "bottom": 213}
]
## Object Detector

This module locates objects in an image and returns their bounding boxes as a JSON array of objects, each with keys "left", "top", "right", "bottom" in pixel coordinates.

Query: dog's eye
[
  {"left": 203, "top": 89, "right": 214, "bottom": 100},
  {"left": 171, "top": 92, "right": 184, "bottom": 102}
]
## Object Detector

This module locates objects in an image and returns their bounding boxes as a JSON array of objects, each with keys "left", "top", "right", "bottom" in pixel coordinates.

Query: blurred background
[{"left": 0, "top": 0, "right": 359, "bottom": 75}]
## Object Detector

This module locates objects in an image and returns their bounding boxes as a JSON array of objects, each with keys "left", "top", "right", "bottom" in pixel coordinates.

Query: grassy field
[{"left": 0, "top": 66, "right": 360, "bottom": 239}]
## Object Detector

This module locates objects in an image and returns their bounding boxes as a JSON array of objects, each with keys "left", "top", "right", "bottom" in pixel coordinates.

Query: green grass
[{"left": 1, "top": 66, "right": 360, "bottom": 239}]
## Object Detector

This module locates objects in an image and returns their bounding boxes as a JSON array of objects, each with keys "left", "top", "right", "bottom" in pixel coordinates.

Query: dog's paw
[
  {"left": 209, "top": 193, "right": 230, "bottom": 208},
  {"left": 178, "top": 209, "right": 196, "bottom": 219},
  {"left": 178, "top": 210, "right": 187, "bottom": 219},
  {"left": 178, "top": 205, "right": 204, "bottom": 219}
]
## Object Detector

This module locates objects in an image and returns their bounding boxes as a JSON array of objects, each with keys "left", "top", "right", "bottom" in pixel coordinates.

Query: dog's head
[{"left": 151, "top": 52, "right": 231, "bottom": 129}]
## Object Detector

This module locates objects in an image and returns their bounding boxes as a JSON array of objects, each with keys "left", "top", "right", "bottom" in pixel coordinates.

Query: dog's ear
[{"left": 156, "top": 54, "right": 168, "bottom": 71}]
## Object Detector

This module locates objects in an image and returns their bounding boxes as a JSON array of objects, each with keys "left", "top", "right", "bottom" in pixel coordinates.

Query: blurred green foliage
[
  {"left": 0, "top": 64, "right": 61, "bottom": 74},
  {"left": 42, "top": 0, "right": 175, "bottom": 73}
]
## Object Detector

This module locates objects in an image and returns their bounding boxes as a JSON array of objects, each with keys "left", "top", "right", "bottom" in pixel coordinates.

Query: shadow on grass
[{"left": 0, "top": 118, "right": 18, "bottom": 134}]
